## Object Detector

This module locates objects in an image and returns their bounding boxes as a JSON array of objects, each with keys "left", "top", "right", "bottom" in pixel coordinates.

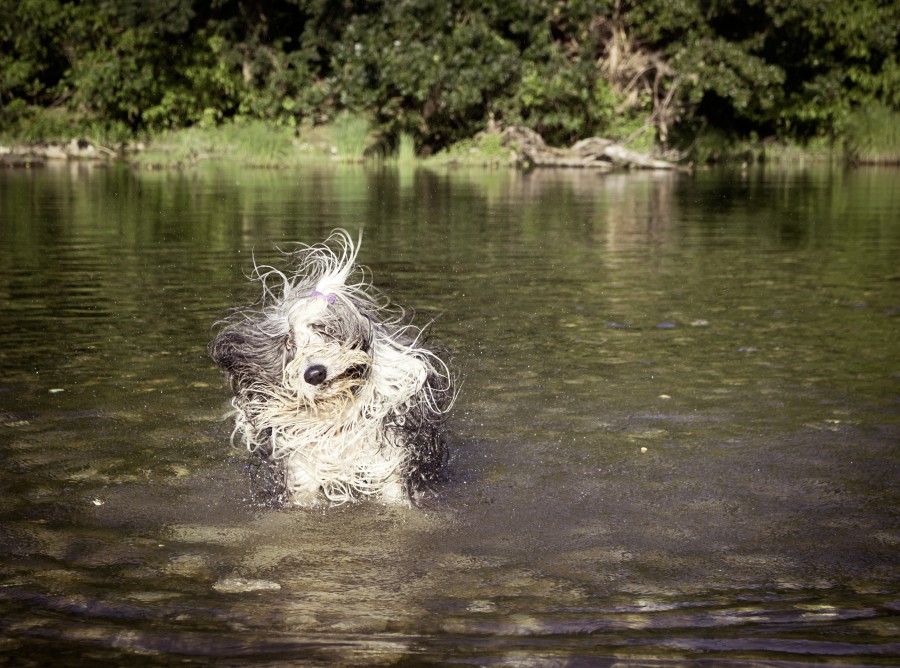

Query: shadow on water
[{"left": 0, "top": 162, "right": 898, "bottom": 665}]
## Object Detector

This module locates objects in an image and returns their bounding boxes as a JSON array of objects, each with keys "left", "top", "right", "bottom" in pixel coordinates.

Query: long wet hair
[{"left": 210, "top": 230, "right": 455, "bottom": 504}]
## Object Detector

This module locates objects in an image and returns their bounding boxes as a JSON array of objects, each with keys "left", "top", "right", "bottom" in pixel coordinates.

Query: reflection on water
[{"left": 0, "top": 162, "right": 898, "bottom": 665}]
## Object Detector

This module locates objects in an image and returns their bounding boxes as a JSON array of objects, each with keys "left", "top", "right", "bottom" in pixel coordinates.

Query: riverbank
[{"left": 1, "top": 119, "right": 891, "bottom": 170}]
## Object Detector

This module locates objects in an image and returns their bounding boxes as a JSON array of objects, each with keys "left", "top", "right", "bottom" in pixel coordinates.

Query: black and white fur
[{"left": 210, "top": 230, "right": 454, "bottom": 506}]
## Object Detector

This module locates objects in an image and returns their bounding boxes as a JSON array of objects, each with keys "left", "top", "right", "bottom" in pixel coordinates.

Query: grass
[
  {"left": 133, "top": 119, "right": 358, "bottom": 168},
  {"left": 0, "top": 105, "right": 132, "bottom": 149},
  {"left": 7, "top": 106, "right": 892, "bottom": 169},
  {"left": 396, "top": 132, "right": 417, "bottom": 163},
  {"left": 135, "top": 121, "right": 308, "bottom": 168},
  {"left": 607, "top": 116, "right": 658, "bottom": 154},
  {"left": 218, "top": 121, "right": 293, "bottom": 167},
  {"left": 688, "top": 127, "right": 840, "bottom": 165},
  {"left": 759, "top": 137, "right": 838, "bottom": 164},
  {"left": 427, "top": 131, "right": 517, "bottom": 167},
  {"left": 135, "top": 114, "right": 379, "bottom": 168},
  {"left": 845, "top": 102, "right": 900, "bottom": 164},
  {"left": 331, "top": 111, "right": 372, "bottom": 162}
]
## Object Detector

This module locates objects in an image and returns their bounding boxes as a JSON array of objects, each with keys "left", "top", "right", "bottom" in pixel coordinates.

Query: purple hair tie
[{"left": 310, "top": 290, "right": 337, "bottom": 304}]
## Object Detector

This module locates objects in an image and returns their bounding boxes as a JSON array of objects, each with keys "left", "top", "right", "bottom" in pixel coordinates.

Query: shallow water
[{"left": 0, "top": 162, "right": 898, "bottom": 666}]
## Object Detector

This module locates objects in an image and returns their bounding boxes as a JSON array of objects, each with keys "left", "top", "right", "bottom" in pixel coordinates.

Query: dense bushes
[{"left": 1, "top": 0, "right": 897, "bottom": 155}]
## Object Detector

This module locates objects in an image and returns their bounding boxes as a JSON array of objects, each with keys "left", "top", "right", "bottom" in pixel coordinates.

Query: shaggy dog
[{"left": 210, "top": 230, "right": 455, "bottom": 506}]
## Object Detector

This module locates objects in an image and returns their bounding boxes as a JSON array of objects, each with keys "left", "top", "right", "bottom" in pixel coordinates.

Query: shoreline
[{"left": 0, "top": 124, "right": 880, "bottom": 171}]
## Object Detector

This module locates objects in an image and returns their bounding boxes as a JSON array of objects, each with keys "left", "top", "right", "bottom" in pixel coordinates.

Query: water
[{"left": 0, "top": 162, "right": 898, "bottom": 665}]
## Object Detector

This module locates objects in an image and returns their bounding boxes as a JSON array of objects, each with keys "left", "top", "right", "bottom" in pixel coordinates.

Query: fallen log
[
  {"left": 502, "top": 125, "right": 680, "bottom": 171},
  {"left": 601, "top": 144, "right": 679, "bottom": 170}
]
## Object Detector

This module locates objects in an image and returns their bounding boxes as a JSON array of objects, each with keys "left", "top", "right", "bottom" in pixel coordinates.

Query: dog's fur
[{"left": 209, "top": 230, "right": 454, "bottom": 506}]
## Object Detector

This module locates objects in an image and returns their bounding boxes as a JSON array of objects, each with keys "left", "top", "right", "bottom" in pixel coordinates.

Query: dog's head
[
  {"left": 209, "top": 230, "right": 455, "bottom": 500},
  {"left": 210, "top": 230, "right": 455, "bottom": 499},
  {"left": 210, "top": 231, "right": 380, "bottom": 417}
]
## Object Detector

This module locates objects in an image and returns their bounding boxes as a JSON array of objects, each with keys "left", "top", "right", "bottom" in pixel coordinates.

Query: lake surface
[{"left": 0, "top": 162, "right": 898, "bottom": 666}]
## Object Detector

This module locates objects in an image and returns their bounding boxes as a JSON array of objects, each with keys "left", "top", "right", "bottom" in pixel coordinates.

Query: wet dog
[{"left": 210, "top": 230, "right": 454, "bottom": 506}]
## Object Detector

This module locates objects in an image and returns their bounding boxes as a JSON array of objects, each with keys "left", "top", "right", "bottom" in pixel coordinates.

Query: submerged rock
[{"left": 212, "top": 577, "right": 281, "bottom": 594}]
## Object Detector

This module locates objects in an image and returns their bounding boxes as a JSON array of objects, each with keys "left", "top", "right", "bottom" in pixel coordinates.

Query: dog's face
[
  {"left": 280, "top": 292, "right": 374, "bottom": 413},
  {"left": 212, "top": 287, "right": 377, "bottom": 417}
]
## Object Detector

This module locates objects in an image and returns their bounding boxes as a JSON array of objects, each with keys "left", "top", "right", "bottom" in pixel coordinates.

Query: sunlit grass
[
  {"left": 137, "top": 126, "right": 223, "bottom": 168},
  {"left": 396, "top": 132, "right": 417, "bottom": 163},
  {"left": 135, "top": 120, "right": 329, "bottom": 168},
  {"left": 331, "top": 112, "right": 372, "bottom": 162},
  {"left": 606, "top": 116, "right": 657, "bottom": 154},
  {"left": 427, "top": 131, "right": 517, "bottom": 167},
  {"left": 846, "top": 102, "right": 900, "bottom": 164},
  {"left": 218, "top": 121, "right": 293, "bottom": 167}
]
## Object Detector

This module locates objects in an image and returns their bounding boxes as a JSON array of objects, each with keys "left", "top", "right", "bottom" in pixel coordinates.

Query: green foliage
[
  {"left": 670, "top": 37, "right": 785, "bottom": 116},
  {"left": 630, "top": 0, "right": 899, "bottom": 145},
  {"left": 327, "top": 3, "right": 523, "bottom": 148},
  {"left": 504, "top": 56, "right": 619, "bottom": 146},
  {"left": 1, "top": 0, "right": 897, "bottom": 159},
  {"left": 0, "top": 0, "right": 72, "bottom": 104},
  {"left": 609, "top": 119, "right": 657, "bottom": 154}
]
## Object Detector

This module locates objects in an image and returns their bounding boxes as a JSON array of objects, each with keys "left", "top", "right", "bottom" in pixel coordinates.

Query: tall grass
[
  {"left": 135, "top": 121, "right": 301, "bottom": 168},
  {"left": 427, "top": 131, "right": 516, "bottom": 167},
  {"left": 846, "top": 102, "right": 900, "bottom": 164},
  {"left": 689, "top": 127, "right": 838, "bottom": 165},
  {"left": 219, "top": 121, "right": 294, "bottom": 167},
  {"left": 396, "top": 132, "right": 417, "bottom": 163},
  {"left": 331, "top": 111, "right": 371, "bottom": 161}
]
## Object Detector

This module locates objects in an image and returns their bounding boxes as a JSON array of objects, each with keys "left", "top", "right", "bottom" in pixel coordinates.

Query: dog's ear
[{"left": 209, "top": 319, "right": 287, "bottom": 391}]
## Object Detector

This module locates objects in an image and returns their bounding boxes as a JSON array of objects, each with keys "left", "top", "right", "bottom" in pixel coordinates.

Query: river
[{"left": 0, "top": 162, "right": 898, "bottom": 665}]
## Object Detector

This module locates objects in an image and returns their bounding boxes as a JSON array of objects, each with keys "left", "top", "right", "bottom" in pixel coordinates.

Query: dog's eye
[{"left": 310, "top": 323, "right": 332, "bottom": 340}]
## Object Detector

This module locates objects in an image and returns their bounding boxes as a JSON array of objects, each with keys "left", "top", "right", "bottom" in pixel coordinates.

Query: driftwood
[{"left": 502, "top": 125, "right": 680, "bottom": 170}]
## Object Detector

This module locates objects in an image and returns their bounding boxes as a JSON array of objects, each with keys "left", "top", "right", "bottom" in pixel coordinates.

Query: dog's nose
[{"left": 303, "top": 364, "right": 328, "bottom": 386}]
